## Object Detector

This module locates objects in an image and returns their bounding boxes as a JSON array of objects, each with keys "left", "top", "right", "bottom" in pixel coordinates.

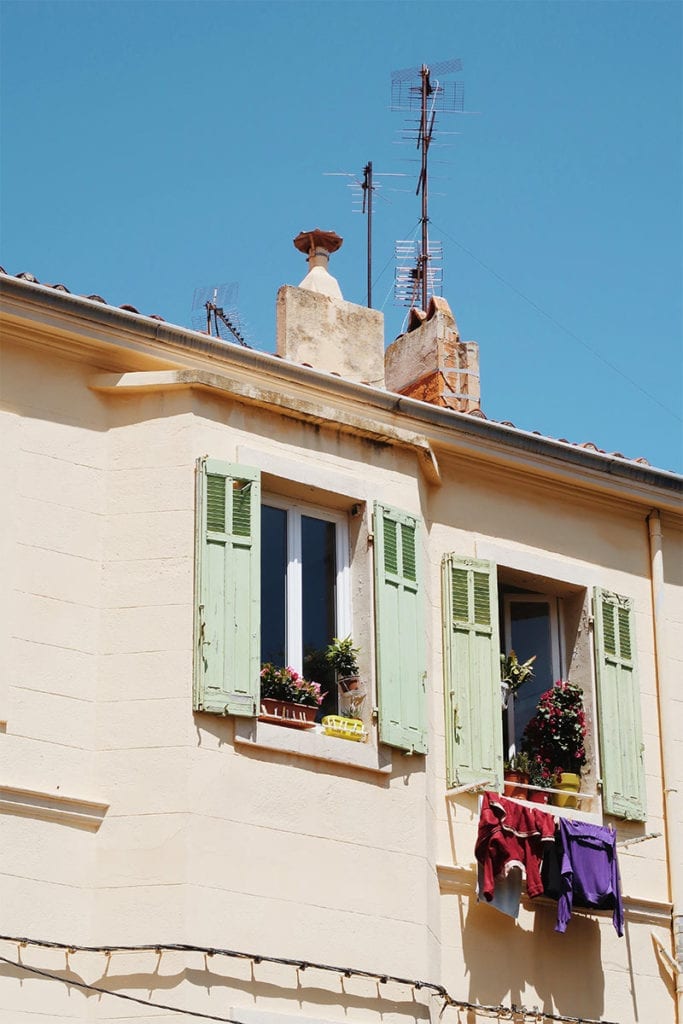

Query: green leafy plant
[
  {"left": 500, "top": 650, "right": 536, "bottom": 696},
  {"left": 504, "top": 751, "right": 532, "bottom": 776},
  {"left": 260, "top": 664, "right": 326, "bottom": 708},
  {"left": 325, "top": 636, "right": 360, "bottom": 678}
]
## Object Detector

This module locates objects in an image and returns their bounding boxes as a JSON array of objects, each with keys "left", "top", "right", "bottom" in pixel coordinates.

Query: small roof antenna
[
  {"left": 191, "top": 283, "right": 251, "bottom": 347},
  {"left": 325, "top": 163, "right": 406, "bottom": 308},
  {"left": 391, "top": 58, "right": 464, "bottom": 310}
]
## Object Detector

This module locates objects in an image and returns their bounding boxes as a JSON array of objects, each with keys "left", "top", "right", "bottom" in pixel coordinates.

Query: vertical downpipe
[{"left": 648, "top": 509, "right": 682, "bottom": 1020}]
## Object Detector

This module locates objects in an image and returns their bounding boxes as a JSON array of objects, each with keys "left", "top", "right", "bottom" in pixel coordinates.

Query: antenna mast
[
  {"left": 362, "top": 161, "right": 373, "bottom": 307},
  {"left": 391, "top": 58, "right": 464, "bottom": 310}
]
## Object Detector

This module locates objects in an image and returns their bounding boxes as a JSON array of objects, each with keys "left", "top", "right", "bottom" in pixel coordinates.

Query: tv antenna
[
  {"left": 191, "top": 283, "right": 251, "bottom": 347},
  {"left": 391, "top": 58, "right": 464, "bottom": 310},
  {"left": 325, "top": 162, "right": 405, "bottom": 308}
]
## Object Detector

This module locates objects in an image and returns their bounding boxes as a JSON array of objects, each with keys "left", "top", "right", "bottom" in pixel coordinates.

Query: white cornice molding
[
  {"left": 89, "top": 370, "right": 442, "bottom": 486},
  {"left": 0, "top": 785, "right": 109, "bottom": 831}
]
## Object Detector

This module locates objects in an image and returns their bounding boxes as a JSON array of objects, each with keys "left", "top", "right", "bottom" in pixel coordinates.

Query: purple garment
[{"left": 555, "top": 818, "right": 624, "bottom": 936}]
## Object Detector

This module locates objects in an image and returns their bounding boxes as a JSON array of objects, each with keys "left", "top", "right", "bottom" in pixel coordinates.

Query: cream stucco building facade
[{"left": 0, "top": 259, "right": 681, "bottom": 1024}]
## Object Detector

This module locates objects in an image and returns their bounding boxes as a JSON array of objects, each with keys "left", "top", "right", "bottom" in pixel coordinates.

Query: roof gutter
[{"left": 2, "top": 275, "right": 682, "bottom": 498}]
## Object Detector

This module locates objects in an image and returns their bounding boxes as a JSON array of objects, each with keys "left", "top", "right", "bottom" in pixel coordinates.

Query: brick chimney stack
[{"left": 384, "top": 296, "right": 481, "bottom": 414}]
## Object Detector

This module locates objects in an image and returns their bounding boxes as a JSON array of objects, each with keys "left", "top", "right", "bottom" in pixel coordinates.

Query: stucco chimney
[
  {"left": 276, "top": 228, "right": 385, "bottom": 387},
  {"left": 384, "top": 296, "right": 481, "bottom": 414}
]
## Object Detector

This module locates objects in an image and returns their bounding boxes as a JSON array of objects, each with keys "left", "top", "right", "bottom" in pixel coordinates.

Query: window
[
  {"left": 261, "top": 498, "right": 350, "bottom": 718},
  {"left": 193, "top": 458, "right": 427, "bottom": 755},
  {"left": 442, "top": 554, "right": 646, "bottom": 820},
  {"left": 501, "top": 591, "right": 562, "bottom": 758}
]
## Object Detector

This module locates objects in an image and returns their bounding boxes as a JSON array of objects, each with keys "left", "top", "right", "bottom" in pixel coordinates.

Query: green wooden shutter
[
  {"left": 373, "top": 502, "right": 427, "bottom": 754},
  {"left": 594, "top": 588, "right": 646, "bottom": 820},
  {"left": 442, "top": 555, "right": 503, "bottom": 788},
  {"left": 194, "top": 458, "right": 260, "bottom": 716}
]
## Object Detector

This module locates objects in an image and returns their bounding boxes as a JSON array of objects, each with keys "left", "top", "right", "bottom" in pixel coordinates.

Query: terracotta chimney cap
[{"left": 293, "top": 229, "right": 343, "bottom": 256}]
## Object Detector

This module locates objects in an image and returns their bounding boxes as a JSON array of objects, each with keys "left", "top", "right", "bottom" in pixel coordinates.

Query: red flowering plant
[
  {"left": 260, "top": 664, "right": 326, "bottom": 708},
  {"left": 521, "top": 681, "right": 587, "bottom": 781}
]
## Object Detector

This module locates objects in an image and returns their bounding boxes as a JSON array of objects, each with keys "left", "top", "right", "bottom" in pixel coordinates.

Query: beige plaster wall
[{"left": 0, "top": 334, "right": 678, "bottom": 1023}]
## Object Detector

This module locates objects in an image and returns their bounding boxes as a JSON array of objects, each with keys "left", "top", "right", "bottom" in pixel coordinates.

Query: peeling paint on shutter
[
  {"left": 374, "top": 502, "right": 427, "bottom": 754},
  {"left": 194, "top": 458, "right": 261, "bottom": 717},
  {"left": 442, "top": 555, "right": 503, "bottom": 788},
  {"left": 594, "top": 588, "right": 646, "bottom": 820}
]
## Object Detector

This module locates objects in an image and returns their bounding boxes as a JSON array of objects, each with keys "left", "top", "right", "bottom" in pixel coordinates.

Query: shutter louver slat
[
  {"left": 384, "top": 517, "right": 398, "bottom": 575},
  {"left": 232, "top": 481, "right": 252, "bottom": 537},
  {"left": 206, "top": 475, "right": 226, "bottom": 532},
  {"left": 473, "top": 571, "right": 491, "bottom": 626},
  {"left": 452, "top": 568, "right": 469, "bottom": 622},
  {"left": 602, "top": 600, "right": 616, "bottom": 655},
  {"left": 401, "top": 523, "right": 417, "bottom": 582},
  {"left": 618, "top": 607, "right": 632, "bottom": 660}
]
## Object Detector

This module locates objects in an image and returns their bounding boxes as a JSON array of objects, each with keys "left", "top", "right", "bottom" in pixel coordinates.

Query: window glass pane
[
  {"left": 509, "top": 600, "right": 554, "bottom": 749},
  {"left": 301, "top": 515, "right": 337, "bottom": 717},
  {"left": 261, "top": 505, "right": 287, "bottom": 667}
]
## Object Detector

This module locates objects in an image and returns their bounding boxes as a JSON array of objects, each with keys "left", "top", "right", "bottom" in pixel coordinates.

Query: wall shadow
[{"left": 461, "top": 895, "right": 606, "bottom": 1021}]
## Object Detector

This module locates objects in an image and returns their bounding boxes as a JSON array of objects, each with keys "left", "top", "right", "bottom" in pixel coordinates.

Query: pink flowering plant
[
  {"left": 260, "top": 664, "right": 326, "bottom": 708},
  {"left": 521, "top": 681, "right": 588, "bottom": 780}
]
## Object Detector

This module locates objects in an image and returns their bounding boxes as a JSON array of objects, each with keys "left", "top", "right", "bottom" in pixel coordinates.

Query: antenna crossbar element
[
  {"left": 390, "top": 57, "right": 463, "bottom": 310},
  {"left": 191, "top": 283, "right": 251, "bottom": 347},
  {"left": 391, "top": 57, "right": 462, "bottom": 83},
  {"left": 391, "top": 79, "right": 464, "bottom": 113},
  {"left": 394, "top": 240, "right": 443, "bottom": 308}
]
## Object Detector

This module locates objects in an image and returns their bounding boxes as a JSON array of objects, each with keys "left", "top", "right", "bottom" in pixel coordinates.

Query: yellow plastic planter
[{"left": 321, "top": 715, "right": 367, "bottom": 742}]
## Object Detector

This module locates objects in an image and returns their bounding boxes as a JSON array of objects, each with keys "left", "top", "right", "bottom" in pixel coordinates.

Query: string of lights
[{"left": 0, "top": 933, "right": 620, "bottom": 1024}]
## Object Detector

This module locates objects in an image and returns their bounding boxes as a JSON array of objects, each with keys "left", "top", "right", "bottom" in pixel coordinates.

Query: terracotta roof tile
[{"left": 0, "top": 268, "right": 165, "bottom": 321}]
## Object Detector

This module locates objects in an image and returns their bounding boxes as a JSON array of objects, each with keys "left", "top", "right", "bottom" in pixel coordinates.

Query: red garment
[{"left": 475, "top": 791, "right": 555, "bottom": 900}]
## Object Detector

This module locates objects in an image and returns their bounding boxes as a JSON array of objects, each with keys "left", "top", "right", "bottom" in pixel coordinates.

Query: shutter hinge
[
  {"left": 588, "top": 615, "right": 595, "bottom": 628},
  {"left": 372, "top": 706, "right": 379, "bottom": 723}
]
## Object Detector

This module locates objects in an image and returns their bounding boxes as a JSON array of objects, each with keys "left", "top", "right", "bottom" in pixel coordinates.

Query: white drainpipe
[{"left": 648, "top": 509, "right": 682, "bottom": 1019}]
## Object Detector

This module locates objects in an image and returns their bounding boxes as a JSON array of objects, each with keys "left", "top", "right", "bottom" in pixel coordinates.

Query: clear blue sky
[{"left": 2, "top": 1, "right": 681, "bottom": 472}]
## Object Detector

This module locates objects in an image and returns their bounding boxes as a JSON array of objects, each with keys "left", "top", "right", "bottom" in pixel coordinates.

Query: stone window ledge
[{"left": 234, "top": 719, "right": 392, "bottom": 775}]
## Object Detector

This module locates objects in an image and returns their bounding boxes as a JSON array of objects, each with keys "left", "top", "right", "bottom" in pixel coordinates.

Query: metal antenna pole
[
  {"left": 419, "top": 65, "right": 430, "bottom": 312},
  {"left": 363, "top": 161, "right": 373, "bottom": 307},
  {"left": 391, "top": 57, "right": 463, "bottom": 313}
]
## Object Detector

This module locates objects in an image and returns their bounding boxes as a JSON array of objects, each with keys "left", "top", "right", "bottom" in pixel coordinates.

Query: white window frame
[
  {"left": 503, "top": 592, "right": 563, "bottom": 760},
  {"left": 262, "top": 493, "right": 351, "bottom": 676}
]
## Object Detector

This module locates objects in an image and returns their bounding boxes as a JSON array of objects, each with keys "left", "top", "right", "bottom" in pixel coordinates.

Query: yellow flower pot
[{"left": 552, "top": 772, "right": 581, "bottom": 809}]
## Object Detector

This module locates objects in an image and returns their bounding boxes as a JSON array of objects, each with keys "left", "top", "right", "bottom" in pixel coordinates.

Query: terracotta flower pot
[
  {"left": 530, "top": 790, "right": 550, "bottom": 805},
  {"left": 503, "top": 771, "right": 529, "bottom": 799},
  {"left": 259, "top": 698, "right": 317, "bottom": 724}
]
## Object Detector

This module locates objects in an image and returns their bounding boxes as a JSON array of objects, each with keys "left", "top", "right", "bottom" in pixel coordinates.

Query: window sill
[{"left": 234, "top": 718, "right": 392, "bottom": 775}]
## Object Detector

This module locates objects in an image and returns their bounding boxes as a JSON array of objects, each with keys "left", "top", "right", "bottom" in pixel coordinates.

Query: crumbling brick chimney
[{"left": 384, "top": 296, "right": 481, "bottom": 414}]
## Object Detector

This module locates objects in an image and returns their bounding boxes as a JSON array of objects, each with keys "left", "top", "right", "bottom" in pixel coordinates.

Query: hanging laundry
[
  {"left": 543, "top": 818, "right": 624, "bottom": 936},
  {"left": 475, "top": 791, "right": 556, "bottom": 916}
]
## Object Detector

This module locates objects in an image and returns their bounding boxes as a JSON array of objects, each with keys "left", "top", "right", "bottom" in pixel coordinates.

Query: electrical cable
[
  {"left": 0, "top": 934, "right": 621, "bottom": 1024},
  {"left": 430, "top": 220, "right": 681, "bottom": 423}
]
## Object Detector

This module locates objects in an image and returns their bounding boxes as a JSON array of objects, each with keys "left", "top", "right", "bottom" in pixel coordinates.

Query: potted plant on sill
[
  {"left": 259, "top": 663, "right": 326, "bottom": 728},
  {"left": 500, "top": 650, "right": 536, "bottom": 709},
  {"left": 526, "top": 753, "right": 554, "bottom": 804},
  {"left": 324, "top": 636, "right": 367, "bottom": 739},
  {"left": 503, "top": 751, "right": 532, "bottom": 798},
  {"left": 521, "top": 681, "right": 587, "bottom": 808}
]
